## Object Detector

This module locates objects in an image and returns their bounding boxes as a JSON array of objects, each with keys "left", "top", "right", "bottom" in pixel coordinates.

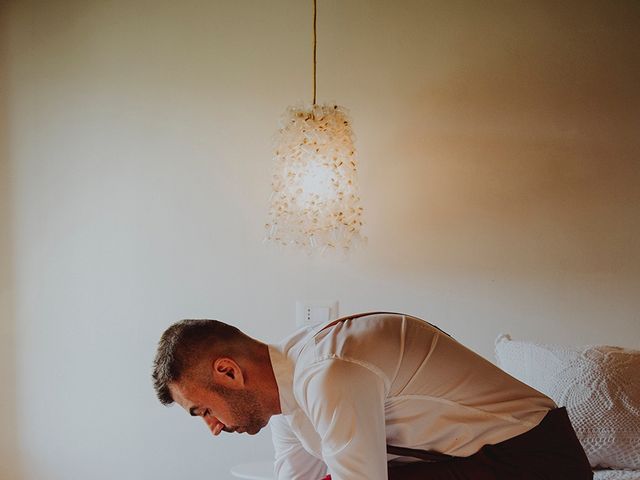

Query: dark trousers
[{"left": 387, "top": 408, "right": 593, "bottom": 480}]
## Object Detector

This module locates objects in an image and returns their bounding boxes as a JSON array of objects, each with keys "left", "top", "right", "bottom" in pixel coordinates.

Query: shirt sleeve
[
  {"left": 296, "top": 359, "right": 388, "bottom": 480},
  {"left": 270, "top": 414, "right": 328, "bottom": 480}
]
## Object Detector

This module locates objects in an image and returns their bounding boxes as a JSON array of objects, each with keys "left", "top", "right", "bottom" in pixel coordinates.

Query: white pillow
[{"left": 495, "top": 334, "right": 640, "bottom": 470}]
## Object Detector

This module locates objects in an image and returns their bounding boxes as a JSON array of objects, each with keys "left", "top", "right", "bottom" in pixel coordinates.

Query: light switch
[{"left": 296, "top": 300, "right": 339, "bottom": 327}]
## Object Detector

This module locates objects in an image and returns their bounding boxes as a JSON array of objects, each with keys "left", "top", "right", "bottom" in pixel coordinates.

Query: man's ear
[{"left": 212, "top": 358, "right": 245, "bottom": 388}]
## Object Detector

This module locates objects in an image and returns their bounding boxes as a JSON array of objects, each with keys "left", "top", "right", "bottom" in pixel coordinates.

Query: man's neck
[{"left": 255, "top": 342, "right": 282, "bottom": 416}]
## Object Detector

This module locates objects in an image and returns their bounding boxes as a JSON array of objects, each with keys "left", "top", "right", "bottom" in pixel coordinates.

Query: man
[{"left": 152, "top": 312, "right": 592, "bottom": 479}]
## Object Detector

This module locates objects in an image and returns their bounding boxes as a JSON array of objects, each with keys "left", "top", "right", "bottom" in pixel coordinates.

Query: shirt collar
[{"left": 268, "top": 343, "right": 297, "bottom": 415}]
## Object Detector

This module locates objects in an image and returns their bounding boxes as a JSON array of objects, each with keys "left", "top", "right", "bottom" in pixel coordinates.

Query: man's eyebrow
[{"left": 189, "top": 407, "right": 199, "bottom": 416}]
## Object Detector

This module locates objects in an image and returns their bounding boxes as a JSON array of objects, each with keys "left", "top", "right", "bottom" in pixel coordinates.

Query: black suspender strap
[{"left": 387, "top": 444, "right": 457, "bottom": 462}]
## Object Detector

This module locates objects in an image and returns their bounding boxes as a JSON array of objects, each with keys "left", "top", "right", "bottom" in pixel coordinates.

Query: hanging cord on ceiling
[{"left": 313, "top": 0, "right": 317, "bottom": 105}]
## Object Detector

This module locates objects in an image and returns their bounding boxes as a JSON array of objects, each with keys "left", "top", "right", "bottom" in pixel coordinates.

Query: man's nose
[
  {"left": 203, "top": 415, "right": 217, "bottom": 428},
  {"left": 204, "top": 416, "right": 224, "bottom": 435}
]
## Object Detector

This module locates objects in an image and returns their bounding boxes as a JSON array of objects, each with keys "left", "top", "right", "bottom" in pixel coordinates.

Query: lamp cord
[{"left": 313, "top": 0, "right": 317, "bottom": 105}]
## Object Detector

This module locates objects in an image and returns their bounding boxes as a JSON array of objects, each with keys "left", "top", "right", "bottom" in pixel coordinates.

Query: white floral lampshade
[{"left": 265, "top": 103, "right": 365, "bottom": 252}]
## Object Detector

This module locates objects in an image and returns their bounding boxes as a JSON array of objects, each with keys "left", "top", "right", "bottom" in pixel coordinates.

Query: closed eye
[{"left": 189, "top": 406, "right": 209, "bottom": 417}]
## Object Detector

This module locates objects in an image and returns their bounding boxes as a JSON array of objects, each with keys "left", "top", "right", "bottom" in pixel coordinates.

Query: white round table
[{"left": 230, "top": 461, "right": 275, "bottom": 480}]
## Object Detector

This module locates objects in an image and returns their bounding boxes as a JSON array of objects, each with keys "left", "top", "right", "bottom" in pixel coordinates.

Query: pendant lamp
[{"left": 265, "top": 0, "right": 365, "bottom": 253}]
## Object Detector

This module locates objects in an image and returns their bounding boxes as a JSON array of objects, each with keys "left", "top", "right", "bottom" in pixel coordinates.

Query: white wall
[
  {"left": 2, "top": 1, "right": 639, "bottom": 479},
  {"left": 1, "top": 5, "right": 19, "bottom": 478}
]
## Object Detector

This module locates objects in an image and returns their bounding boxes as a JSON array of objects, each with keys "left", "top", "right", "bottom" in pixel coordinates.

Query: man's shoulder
[
  {"left": 291, "top": 313, "right": 422, "bottom": 379},
  {"left": 282, "top": 312, "right": 444, "bottom": 379}
]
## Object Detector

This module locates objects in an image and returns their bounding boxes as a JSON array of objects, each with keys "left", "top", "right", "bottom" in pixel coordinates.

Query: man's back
[{"left": 269, "top": 313, "right": 556, "bottom": 479}]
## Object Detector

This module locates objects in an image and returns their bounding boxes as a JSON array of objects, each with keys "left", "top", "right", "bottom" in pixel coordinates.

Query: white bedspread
[{"left": 594, "top": 471, "right": 640, "bottom": 479}]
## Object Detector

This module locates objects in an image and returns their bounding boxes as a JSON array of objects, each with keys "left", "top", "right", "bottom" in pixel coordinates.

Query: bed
[{"left": 495, "top": 335, "right": 640, "bottom": 480}]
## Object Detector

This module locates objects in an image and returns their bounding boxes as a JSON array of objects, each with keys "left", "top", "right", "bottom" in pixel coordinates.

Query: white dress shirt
[{"left": 267, "top": 313, "right": 556, "bottom": 480}]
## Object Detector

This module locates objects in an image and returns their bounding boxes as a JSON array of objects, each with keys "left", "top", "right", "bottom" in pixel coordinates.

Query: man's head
[{"left": 152, "top": 319, "right": 280, "bottom": 436}]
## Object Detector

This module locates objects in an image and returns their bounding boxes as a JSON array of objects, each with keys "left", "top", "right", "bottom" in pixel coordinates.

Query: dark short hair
[{"left": 152, "top": 319, "right": 246, "bottom": 405}]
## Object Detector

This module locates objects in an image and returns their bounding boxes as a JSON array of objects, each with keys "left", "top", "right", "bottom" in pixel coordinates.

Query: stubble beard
[{"left": 210, "top": 383, "right": 267, "bottom": 435}]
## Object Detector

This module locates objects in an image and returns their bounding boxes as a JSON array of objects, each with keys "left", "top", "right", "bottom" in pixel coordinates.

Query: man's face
[{"left": 169, "top": 376, "right": 269, "bottom": 436}]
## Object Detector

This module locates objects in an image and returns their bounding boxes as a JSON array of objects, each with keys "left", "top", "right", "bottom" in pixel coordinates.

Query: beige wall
[
  {"left": 2, "top": 0, "right": 639, "bottom": 479},
  {"left": 1, "top": 4, "right": 20, "bottom": 479}
]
